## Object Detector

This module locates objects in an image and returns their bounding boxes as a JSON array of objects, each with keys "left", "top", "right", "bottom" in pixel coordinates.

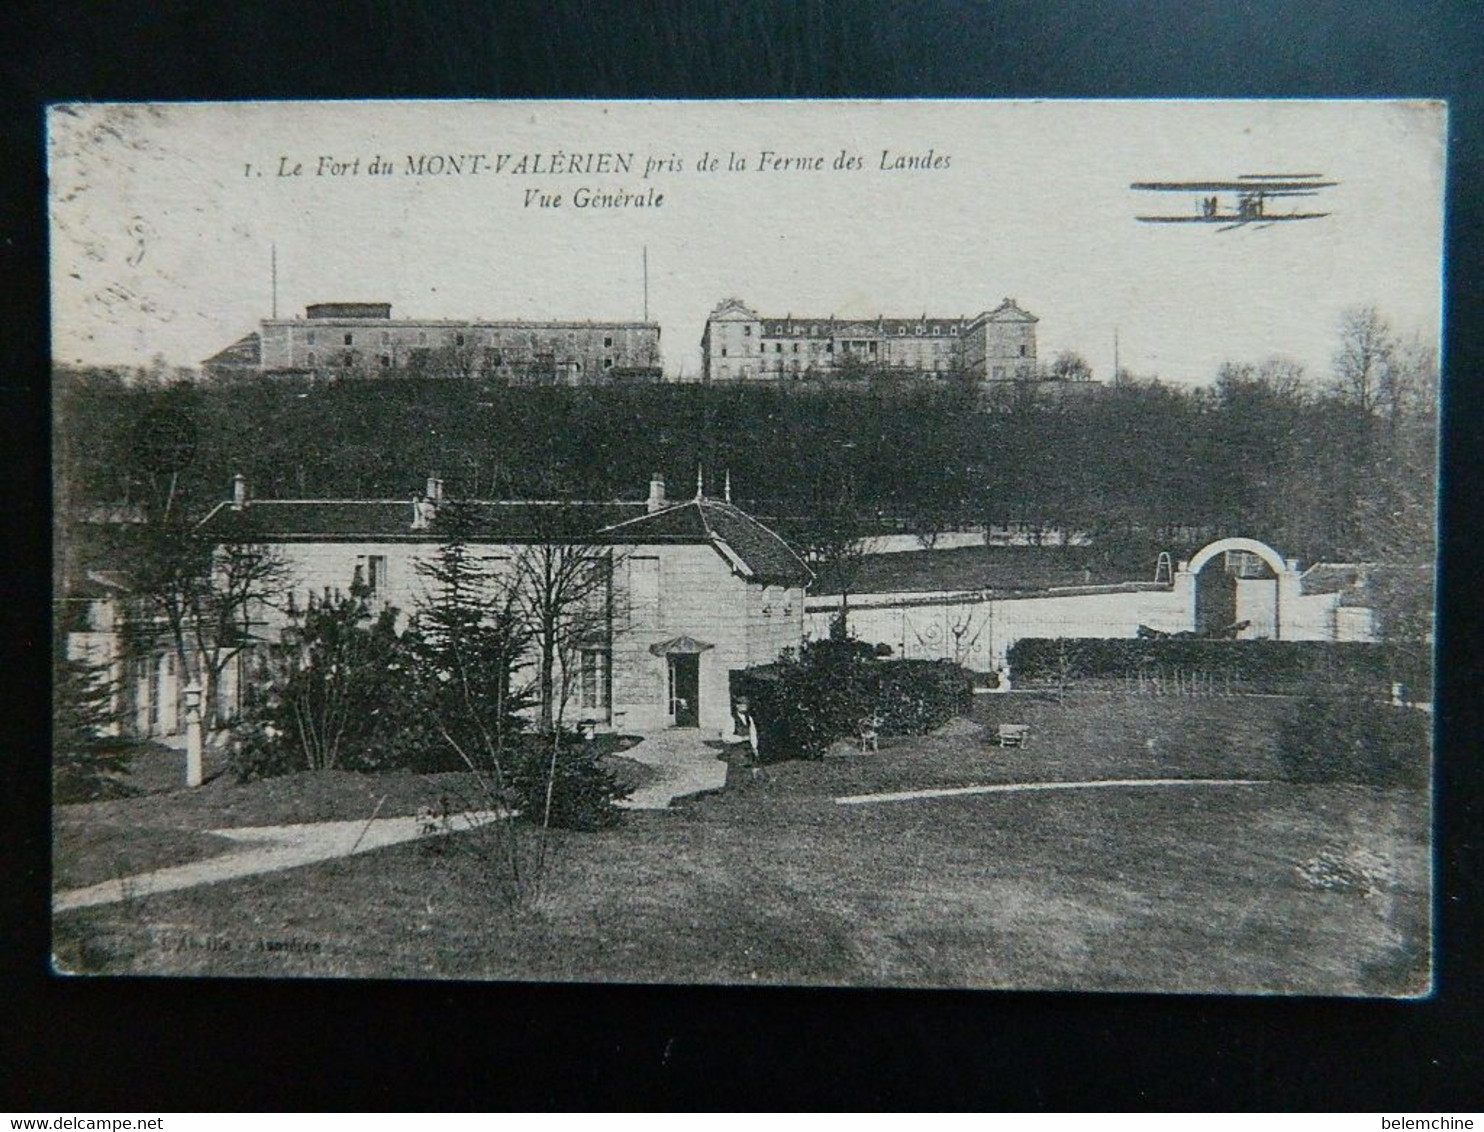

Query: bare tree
[
  {"left": 1217, "top": 357, "right": 1308, "bottom": 403},
  {"left": 1257, "top": 356, "right": 1309, "bottom": 402},
  {"left": 510, "top": 510, "right": 624, "bottom": 734},
  {"left": 1044, "top": 350, "right": 1093, "bottom": 383},
  {"left": 947, "top": 606, "right": 988, "bottom": 668},
  {"left": 131, "top": 516, "right": 292, "bottom": 730},
  {"left": 420, "top": 343, "right": 482, "bottom": 381},
  {"left": 1332, "top": 306, "right": 1395, "bottom": 416},
  {"left": 1386, "top": 333, "right": 1440, "bottom": 428},
  {"left": 792, "top": 475, "right": 881, "bottom": 638}
]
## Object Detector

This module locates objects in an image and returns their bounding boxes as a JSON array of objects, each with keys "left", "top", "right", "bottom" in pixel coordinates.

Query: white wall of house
[
  {"left": 263, "top": 537, "right": 804, "bottom": 739},
  {"left": 67, "top": 597, "right": 244, "bottom": 742}
]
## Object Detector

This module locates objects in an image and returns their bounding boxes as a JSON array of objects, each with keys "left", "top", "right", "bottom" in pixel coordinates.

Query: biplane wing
[
  {"left": 1130, "top": 179, "right": 1337, "bottom": 192},
  {"left": 1131, "top": 173, "right": 1336, "bottom": 229},
  {"left": 1136, "top": 212, "right": 1330, "bottom": 223}
]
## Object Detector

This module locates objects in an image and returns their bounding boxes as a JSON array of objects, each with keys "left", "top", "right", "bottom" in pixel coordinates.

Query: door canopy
[{"left": 649, "top": 635, "right": 715, "bottom": 656}]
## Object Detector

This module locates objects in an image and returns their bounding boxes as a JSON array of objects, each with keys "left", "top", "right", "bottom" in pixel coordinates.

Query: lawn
[{"left": 52, "top": 693, "right": 1431, "bottom": 995}]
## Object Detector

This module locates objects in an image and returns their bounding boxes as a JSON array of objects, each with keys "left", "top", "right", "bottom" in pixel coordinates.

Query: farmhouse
[{"left": 195, "top": 473, "right": 811, "bottom": 738}]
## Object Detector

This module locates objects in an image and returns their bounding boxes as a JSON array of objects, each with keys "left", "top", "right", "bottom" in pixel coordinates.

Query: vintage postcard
[{"left": 49, "top": 99, "right": 1443, "bottom": 993}]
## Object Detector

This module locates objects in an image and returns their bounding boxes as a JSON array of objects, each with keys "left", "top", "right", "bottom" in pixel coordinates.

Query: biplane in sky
[{"left": 1130, "top": 173, "right": 1337, "bottom": 231}]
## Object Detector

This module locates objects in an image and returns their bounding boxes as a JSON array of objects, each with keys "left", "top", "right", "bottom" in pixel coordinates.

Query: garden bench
[{"left": 993, "top": 723, "right": 1031, "bottom": 748}]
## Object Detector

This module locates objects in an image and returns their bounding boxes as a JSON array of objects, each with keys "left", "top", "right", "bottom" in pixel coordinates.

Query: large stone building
[
  {"left": 195, "top": 473, "right": 811, "bottom": 738},
  {"left": 700, "top": 297, "right": 1039, "bottom": 383},
  {"left": 204, "top": 302, "right": 663, "bottom": 385}
]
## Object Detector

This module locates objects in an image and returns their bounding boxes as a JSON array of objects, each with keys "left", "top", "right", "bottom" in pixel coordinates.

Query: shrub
[
  {"left": 875, "top": 660, "right": 974, "bottom": 735},
  {"left": 227, "top": 588, "right": 440, "bottom": 780},
  {"left": 52, "top": 629, "right": 136, "bottom": 803},
  {"left": 506, "top": 731, "right": 631, "bottom": 830},
  {"left": 1276, "top": 691, "right": 1430, "bottom": 789},
  {"left": 732, "top": 639, "right": 973, "bottom": 763},
  {"left": 225, "top": 716, "right": 298, "bottom": 782}
]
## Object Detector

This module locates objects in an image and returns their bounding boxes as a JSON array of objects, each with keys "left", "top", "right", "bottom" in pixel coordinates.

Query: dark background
[{"left": 3, "top": 0, "right": 1481, "bottom": 1111}]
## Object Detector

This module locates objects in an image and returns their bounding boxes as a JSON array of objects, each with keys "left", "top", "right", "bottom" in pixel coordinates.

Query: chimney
[
  {"left": 724, "top": 469, "right": 732, "bottom": 503},
  {"left": 411, "top": 491, "right": 440, "bottom": 531},
  {"left": 646, "top": 473, "right": 666, "bottom": 513},
  {"left": 426, "top": 474, "right": 444, "bottom": 503},
  {"left": 231, "top": 474, "right": 248, "bottom": 511}
]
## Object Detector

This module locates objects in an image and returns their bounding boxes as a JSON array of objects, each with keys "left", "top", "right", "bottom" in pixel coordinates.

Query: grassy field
[{"left": 52, "top": 693, "right": 1431, "bottom": 995}]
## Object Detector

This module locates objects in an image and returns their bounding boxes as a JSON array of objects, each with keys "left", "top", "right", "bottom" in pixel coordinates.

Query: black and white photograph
[{"left": 48, "top": 98, "right": 1443, "bottom": 995}]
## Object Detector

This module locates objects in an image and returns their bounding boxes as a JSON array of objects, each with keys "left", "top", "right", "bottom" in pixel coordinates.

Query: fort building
[
  {"left": 700, "top": 297, "right": 1038, "bottom": 383},
  {"left": 204, "top": 302, "right": 663, "bottom": 385}
]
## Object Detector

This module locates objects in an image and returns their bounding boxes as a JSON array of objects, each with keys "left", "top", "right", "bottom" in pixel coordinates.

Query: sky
[{"left": 48, "top": 99, "right": 1445, "bottom": 385}]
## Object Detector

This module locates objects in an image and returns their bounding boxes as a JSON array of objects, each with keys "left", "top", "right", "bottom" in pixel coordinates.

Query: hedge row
[
  {"left": 1005, "top": 637, "right": 1431, "bottom": 693},
  {"left": 731, "top": 639, "right": 973, "bottom": 763}
]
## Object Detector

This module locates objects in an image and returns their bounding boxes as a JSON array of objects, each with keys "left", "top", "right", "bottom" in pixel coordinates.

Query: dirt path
[
  {"left": 53, "top": 810, "right": 501, "bottom": 913},
  {"left": 836, "top": 778, "right": 1272, "bottom": 806},
  {"left": 615, "top": 731, "right": 729, "bottom": 809}
]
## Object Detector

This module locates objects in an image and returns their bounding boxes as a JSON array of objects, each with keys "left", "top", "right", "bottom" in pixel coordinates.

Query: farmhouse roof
[
  {"left": 196, "top": 491, "right": 814, "bottom": 587},
  {"left": 197, "top": 499, "right": 646, "bottom": 542},
  {"left": 599, "top": 498, "right": 814, "bottom": 586}
]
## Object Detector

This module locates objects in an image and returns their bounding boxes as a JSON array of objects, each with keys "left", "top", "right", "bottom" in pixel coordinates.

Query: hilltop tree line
[{"left": 57, "top": 306, "right": 1437, "bottom": 573}]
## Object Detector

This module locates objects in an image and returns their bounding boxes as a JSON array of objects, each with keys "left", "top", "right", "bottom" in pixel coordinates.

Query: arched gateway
[
  {"left": 1174, "top": 537, "right": 1302, "bottom": 640},
  {"left": 1184, "top": 537, "right": 1291, "bottom": 579}
]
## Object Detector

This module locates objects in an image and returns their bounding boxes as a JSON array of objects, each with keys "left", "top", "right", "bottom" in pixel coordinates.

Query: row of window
[
  {"left": 304, "top": 351, "right": 616, "bottom": 370},
  {"left": 719, "top": 341, "right": 838, "bottom": 358},
  {"left": 305, "top": 330, "right": 619, "bottom": 349},
  {"left": 737, "top": 323, "right": 966, "bottom": 338}
]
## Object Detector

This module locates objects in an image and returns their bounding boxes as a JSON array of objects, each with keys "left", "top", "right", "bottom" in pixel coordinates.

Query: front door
[{"left": 668, "top": 654, "right": 700, "bottom": 728}]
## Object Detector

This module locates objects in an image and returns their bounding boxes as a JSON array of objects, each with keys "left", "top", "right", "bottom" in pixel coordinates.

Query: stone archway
[
  {"left": 1175, "top": 537, "right": 1299, "bottom": 639},
  {"left": 1185, "top": 537, "right": 1290, "bottom": 579}
]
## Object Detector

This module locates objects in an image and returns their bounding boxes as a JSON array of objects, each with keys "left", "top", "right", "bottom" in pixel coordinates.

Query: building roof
[
  {"left": 812, "top": 545, "right": 1133, "bottom": 596},
  {"left": 259, "top": 316, "right": 660, "bottom": 330},
  {"left": 306, "top": 302, "right": 392, "bottom": 319},
  {"left": 1299, "top": 563, "right": 1365, "bottom": 596},
  {"left": 600, "top": 498, "right": 814, "bottom": 586},
  {"left": 197, "top": 499, "right": 646, "bottom": 542},
  {"left": 197, "top": 493, "right": 814, "bottom": 587},
  {"left": 706, "top": 298, "right": 762, "bottom": 321},
  {"left": 713, "top": 297, "right": 1037, "bottom": 339},
  {"left": 201, "top": 332, "right": 261, "bottom": 370},
  {"left": 1301, "top": 562, "right": 1434, "bottom": 606},
  {"left": 977, "top": 297, "right": 1039, "bottom": 324}
]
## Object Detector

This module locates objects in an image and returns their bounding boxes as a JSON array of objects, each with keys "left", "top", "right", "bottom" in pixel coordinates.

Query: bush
[
  {"left": 1276, "top": 691, "right": 1430, "bottom": 789},
  {"left": 875, "top": 660, "right": 974, "bottom": 735},
  {"left": 1005, "top": 637, "right": 1428, "bottom": 695},
  {"left": 506, "top": 731, "right": 631, "bottom": 830},
  {"left": 732, "top": 639, "right": 972, "bottom": 763},
  {"left": 225, "top": 716, "right": 298, "bottom": 782},
  {"left": 226, "top": 590, "right": 442, "bottom": 780}
]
